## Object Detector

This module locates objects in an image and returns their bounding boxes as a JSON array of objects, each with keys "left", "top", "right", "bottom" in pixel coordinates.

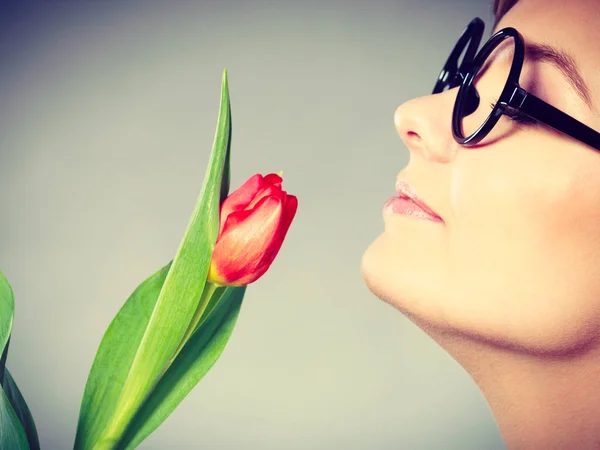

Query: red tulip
[{"left": 207, "top": 173, "right": 298, "bottom": 287}]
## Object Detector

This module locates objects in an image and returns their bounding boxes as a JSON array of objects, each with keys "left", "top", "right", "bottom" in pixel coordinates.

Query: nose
[{"left": 394, "top": 89, "right": 459, "bottom": 163}]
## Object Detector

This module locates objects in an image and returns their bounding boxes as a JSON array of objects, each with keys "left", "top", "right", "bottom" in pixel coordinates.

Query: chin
[
  {"left": 360, "top": 231, "right": 449, "bottom": 327},
  {"left": 361, "top": 231, "right": 598, "bottom": 357},
  {"left": 361, "top": 237, "right": 394, "bottom": 305}
]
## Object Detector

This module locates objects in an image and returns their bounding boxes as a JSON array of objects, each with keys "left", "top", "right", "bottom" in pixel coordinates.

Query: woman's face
[{"left": 361, "top": 0, "right": 600, "bottom": 355}]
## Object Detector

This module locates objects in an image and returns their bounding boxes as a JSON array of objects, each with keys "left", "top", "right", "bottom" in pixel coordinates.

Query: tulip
[{"left": 207, "top": 172, "right": 298, "bottom": 286}]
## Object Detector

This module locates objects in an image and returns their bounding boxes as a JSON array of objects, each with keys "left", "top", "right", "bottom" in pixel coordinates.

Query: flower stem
[{"left": 167, "top": 281, "right": 221, "bottom": 366}]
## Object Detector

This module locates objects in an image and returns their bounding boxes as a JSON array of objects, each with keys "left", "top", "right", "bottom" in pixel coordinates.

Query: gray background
[{"left": 0, "top": 0, "right": 506, "bottom": 449}]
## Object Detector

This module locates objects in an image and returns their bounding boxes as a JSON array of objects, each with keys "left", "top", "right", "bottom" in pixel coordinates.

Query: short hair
[{"left": 493, "top": 0, "right": 519, "bottom": 27}]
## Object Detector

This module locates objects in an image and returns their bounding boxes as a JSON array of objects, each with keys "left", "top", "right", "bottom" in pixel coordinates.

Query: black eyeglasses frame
[{"left": 434, "top": 18, "right": 600, "bottom": 151}]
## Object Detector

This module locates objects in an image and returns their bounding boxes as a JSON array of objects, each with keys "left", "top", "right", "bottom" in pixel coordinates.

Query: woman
[{"left": 361, "top": 0, "right": 600, "bottom": 448}]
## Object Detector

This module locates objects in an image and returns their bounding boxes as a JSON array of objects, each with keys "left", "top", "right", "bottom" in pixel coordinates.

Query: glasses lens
[{"left": 458, "top": 37, "right": 515, "bottom": 139}]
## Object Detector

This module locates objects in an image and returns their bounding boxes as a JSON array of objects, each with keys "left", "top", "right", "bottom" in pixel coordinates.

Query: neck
[{"left": 411, "top": 318, "right": 600, "bottom": 450}]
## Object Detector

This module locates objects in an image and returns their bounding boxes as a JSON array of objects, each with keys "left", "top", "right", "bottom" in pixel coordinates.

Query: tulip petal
[
  {"left": 255, "top": 194, "right": 297, "bottom": 270},
  {"left": 218, "top": 173, "right": 285, "bottom": 234},
  {"left": 245, "top": 184, "right": 281, "bottom": 211},
  {"left": 212, "top": 195, "right": 284, "bottom": 285},
  {"left": 218, "top": 174, "right": 263, "bottom": 233},
  {"left": 279, "top": 194, "right": 298, "bottom": 239},
  {"left": 263, "top": 173, "right": 282, "bottom": 187}
]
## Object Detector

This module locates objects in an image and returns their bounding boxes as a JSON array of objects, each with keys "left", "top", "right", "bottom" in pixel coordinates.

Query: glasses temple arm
[{"left": 515, "top": 91, "right": 600, "bottom": 151}]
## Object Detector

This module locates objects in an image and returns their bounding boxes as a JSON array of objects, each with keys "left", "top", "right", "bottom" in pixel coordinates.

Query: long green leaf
[
  {"left": 119, "top": 286, "right": 246, "bottom": 450},
  {"left": 74, "top": 263, "right": 171, "bottom": 450},
  {"left": 0, "top": 382, "right": 29, "bottom": 449},
  {"left": 74, "top": 271, "right": 244, "bottom": 450},
  {"left": 0, "top": 271, "right": 34, "bottom": 450},
  {"left": 0, "top": 270, "right": 14, "bottom": 377},
  {"left": 76, "top": 69, "right": 232, "bottom": 449},
  {"left": 220, "top": 96, "right": 232, "bottom": 205},
  {"left": 3, "top": 368, "right": 40, "bottom": 450}
]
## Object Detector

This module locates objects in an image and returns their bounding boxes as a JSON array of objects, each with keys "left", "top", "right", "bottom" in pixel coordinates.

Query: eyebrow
[{"left": 523, "top": 42, "right": 593, "bottom": 110}]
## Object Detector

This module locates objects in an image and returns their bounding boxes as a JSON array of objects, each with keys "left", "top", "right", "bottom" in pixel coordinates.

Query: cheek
[
  {"left": 451, "top": 130, "right": 594, "bottom": 250},
  {"left": 448, "top": 137, "right": 600, "bottom": 350}
]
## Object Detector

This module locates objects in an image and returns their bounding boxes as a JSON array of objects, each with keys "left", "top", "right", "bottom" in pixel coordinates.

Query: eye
[
  {"left": 504, "top": 107, "right": 538, "bottom": 126},
  {"left": 490, "top": 102, "right": 538, "bottom": 127}
]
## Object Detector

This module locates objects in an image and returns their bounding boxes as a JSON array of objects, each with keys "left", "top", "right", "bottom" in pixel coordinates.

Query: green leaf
[
  {"left": 74, "top": 270, "right": 245, "bottom": 450},
  {"left": 0, "top": 382, "right": 29, "bottom": 449},
  {"left": 74, "top": 263, "right": 171, "bottom": 450},
  {"left": 75, "top": 68, "right": 233, "bottom": 449},
  {"left": 3, "top": 368, "right": 40, "bottom": 450},
  {"left": 119, "top": 286, "right": 246, "bottom": 450},
  {"left": 0, "top": 270, "right": 15, "bottom": 377},
  {"left": 220, "top": 94, "right": 232, "bottom": 205},
  {"left": 0, "top": 270, "right": 38, "bottom": 450}
]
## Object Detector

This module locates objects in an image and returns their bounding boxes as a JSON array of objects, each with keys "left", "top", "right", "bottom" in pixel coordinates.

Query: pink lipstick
[{"left": 384, "top": 180, "right": 442, "bottom": 223}]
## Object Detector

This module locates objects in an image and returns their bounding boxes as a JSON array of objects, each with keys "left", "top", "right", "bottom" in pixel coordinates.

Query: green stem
[{"left": 167, "top": 281, "right": 221, "bottom": 366}]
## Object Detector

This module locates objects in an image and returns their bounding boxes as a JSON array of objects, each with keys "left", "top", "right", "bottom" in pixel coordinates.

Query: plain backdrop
[{"left": 0, "top": 1, "right": 506, "bottom": 449}]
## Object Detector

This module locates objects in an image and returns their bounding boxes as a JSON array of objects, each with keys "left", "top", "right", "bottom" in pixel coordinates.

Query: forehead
[
  {"left": 496, "top": 0, "right": 600, "bottom": 98},
  {"left": 496, "top": 0, "right": 600, "bottom": 36}
]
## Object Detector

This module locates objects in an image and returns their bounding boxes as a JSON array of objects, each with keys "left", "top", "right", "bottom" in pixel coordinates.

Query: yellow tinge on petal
[{"left": 207, "top": 261, "right": 227, "bottom": 286}]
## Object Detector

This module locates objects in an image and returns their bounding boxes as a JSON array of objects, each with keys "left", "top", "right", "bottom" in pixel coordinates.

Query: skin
[{"left": 361, "top": 0, "right": 600, "bottom": 448}]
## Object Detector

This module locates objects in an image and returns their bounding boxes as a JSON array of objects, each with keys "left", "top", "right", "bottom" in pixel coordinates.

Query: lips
[{"left": 395, "top": 180, "right": 442, "bottom": 221}]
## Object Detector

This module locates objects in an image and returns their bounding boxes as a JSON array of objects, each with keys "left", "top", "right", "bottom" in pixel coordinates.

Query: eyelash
[{"left": 489, "top": 102, "right": 538, "bottom": 126}]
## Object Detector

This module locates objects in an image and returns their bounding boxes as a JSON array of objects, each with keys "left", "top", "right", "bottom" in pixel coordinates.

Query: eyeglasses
[{"left": 434, "top": 17, "right": 600, "bottom": 151}]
